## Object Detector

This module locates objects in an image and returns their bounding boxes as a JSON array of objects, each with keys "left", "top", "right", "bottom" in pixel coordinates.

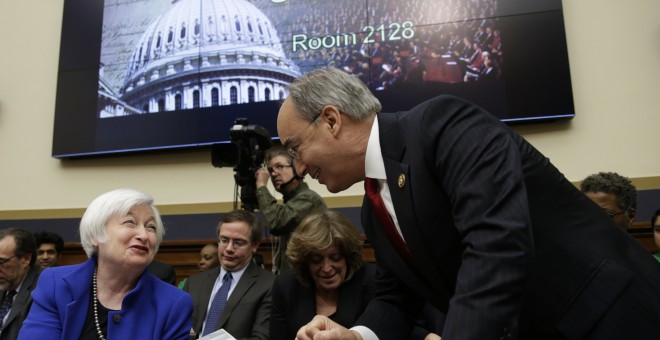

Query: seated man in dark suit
[
  {"left": 182, "top": 210, "right": 273, "bottom": 339},
  {"left": 0, "top": 228, "right": 41, "bottom": 340}
]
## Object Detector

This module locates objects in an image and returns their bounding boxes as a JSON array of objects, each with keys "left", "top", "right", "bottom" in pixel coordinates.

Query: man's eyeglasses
[
  {"left": 606, "top": 210, "right": 625, "bottom": 218},
  {"left": 285, "top": 113, "right": 321, "bottom": 160},
  {"left": 218, "top": 237, "right": 250, "bottom": 249},
  {"left": 267, "top": 164, "right": 292, "bottom": 173},
  {"left": 0, "top": 256, "right": 16, "bottom": 266}
]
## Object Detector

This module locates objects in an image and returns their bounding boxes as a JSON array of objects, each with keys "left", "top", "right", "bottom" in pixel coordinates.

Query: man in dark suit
[
  {"left": 0, "top": 228, "right": 41, "bottom": 340},
  {"left": 183, "top": 210, "right": 273, "bottom": 339},
  {"left": 277, "top": 67, "right": 660, "bottom": 339}
]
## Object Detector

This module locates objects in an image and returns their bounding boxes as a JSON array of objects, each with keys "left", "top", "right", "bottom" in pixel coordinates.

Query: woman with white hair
[{"left": 19, "top": 188, "right": 193, "bottom": 339}]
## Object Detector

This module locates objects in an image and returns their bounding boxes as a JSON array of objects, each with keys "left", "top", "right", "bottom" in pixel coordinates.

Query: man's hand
[
  {"left": 296, "top": 315, "right": 362, "bottom": 340},
  {"left": 255, "top": 167, "right": 270, "bottom": 188}
]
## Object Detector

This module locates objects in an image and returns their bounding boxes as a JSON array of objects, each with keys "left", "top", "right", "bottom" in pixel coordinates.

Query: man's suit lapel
[
  {"left": 377, "top": 113, "right": 450, "bottom": 309},
  {"left": 3, "top": 266, "right": 39, "bottom": 328},
  {"left": 196, "top": 267, "right": 221, "bottom": 333},
  {"left": 218, "top": 262, "right": 257, "bottom": 328}
]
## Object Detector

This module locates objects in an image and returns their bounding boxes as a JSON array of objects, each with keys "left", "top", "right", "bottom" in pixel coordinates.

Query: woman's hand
[{"left": 295, "top": 315, "right": 361, "bottom": 340}]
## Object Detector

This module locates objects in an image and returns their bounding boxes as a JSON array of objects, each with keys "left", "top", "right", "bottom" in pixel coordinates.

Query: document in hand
[{"left": 199, "top": 329, "right": 236, "bottom": 340}]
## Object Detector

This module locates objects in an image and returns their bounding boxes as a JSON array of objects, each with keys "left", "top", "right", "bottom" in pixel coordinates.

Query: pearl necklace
[{"left": 92, "top": 269, "right": 106, "bottom": 340}]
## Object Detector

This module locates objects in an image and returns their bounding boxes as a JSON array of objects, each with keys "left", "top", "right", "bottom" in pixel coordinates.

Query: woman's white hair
[{"left": 79, "top": 188, "right": 165, "bottom": 257}]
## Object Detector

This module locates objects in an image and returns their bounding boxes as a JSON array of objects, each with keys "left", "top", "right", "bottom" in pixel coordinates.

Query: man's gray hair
[{"left": 287, "top": 67, "right": 382, "bottom": 122}]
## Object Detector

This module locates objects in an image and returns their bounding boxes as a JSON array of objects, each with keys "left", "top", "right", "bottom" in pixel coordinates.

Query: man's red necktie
[{"left": 364, "top": 178, "right": 414, "bottom": 266}]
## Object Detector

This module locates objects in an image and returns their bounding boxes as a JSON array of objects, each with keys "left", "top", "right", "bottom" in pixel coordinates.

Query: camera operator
[{"left": 254, "top": 145, "right": 326, "bottom": 275}]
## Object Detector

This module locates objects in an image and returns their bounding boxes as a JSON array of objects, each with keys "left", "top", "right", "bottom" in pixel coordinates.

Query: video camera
[{"left": 212, "top": 118, "right": 272, "bottom": 212}]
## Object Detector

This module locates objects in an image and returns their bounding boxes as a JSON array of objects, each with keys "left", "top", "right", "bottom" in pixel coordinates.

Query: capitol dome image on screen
[
  {"left": 52, "top": 0, "right": 574, "bottom": 158},
  {"left": 98, "top": 0, "right": 300, "bottom": 118}
]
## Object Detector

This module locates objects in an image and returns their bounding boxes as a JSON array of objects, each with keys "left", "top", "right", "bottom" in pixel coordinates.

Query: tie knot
[{"left": 223, "top": 272, "right": 232, "bottom": 282}]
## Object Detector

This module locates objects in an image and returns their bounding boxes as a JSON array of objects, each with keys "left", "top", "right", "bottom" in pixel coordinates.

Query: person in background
[
  {"left": 580, "top": 171, "right": 637, "bottom": 231},
  {"left": 197, "top": 244, "right": 220, "bottom": 271},
  {"left": 651, "top": 209, "right": 660, "bottom": 262},
  {"left": 269, "top": 210, "right": 376, "bottom": 339},
  {"left": 182, "top": 210, "right": 273, "bottom": 339},
  {"left": 278, "top": 67, "right": 660, "bottom": 339},
  {"left": 0, "top": 228, "right": 41, "bottom": 340},
  {"left": 33, "top": 231, "right": 64, "bottom": 269},
  {"left": 147, "top": 259, "right": 177, "bottom": 285},
  {"left": 177, "top": 243, "right": 220, "bottom": 289},
  {"left": 255, "top": 145, "right": 326, "bottom": 274},
  {"left": 19, "top": 188, "right": 193, "bottom": 339}
]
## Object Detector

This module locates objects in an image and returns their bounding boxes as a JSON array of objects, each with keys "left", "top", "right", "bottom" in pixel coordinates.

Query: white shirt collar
[
  {"left": 365, "top": 116, "right": 386, "bottom": 180},
  {"left": 218, "top": 263, "right": 247, "bottom": 291}
]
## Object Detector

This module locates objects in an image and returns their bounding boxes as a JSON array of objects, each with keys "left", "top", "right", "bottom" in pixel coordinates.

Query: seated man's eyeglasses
[{"left": 218, "top": 237, "right": 249, "bottom": 248}]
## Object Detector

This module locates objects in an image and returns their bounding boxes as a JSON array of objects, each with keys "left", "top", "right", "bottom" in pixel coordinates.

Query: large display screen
[{"left": 52, "top": 0, "right": 574, "bottom": 158}]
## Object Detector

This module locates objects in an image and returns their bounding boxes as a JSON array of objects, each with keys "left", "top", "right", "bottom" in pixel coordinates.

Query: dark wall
[
  {"left": 0, "top": 207, "right": 363, "bottom": 242},
  {"left": 2, "top": 188, "right": 658, "bottom": 242}
]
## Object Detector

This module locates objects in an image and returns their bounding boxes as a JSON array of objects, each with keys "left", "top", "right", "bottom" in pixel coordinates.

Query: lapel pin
[{"left": 398, "top": 174, "right": 406, "bottom": 188}]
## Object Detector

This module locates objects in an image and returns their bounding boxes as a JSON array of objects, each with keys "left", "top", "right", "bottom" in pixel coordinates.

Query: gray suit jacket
[
  {"left": 183, "top": 261, "right": 274, "bottom": 340},
  {"left": 0, "top": 265, "right": 41, "bottom": 340}
]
